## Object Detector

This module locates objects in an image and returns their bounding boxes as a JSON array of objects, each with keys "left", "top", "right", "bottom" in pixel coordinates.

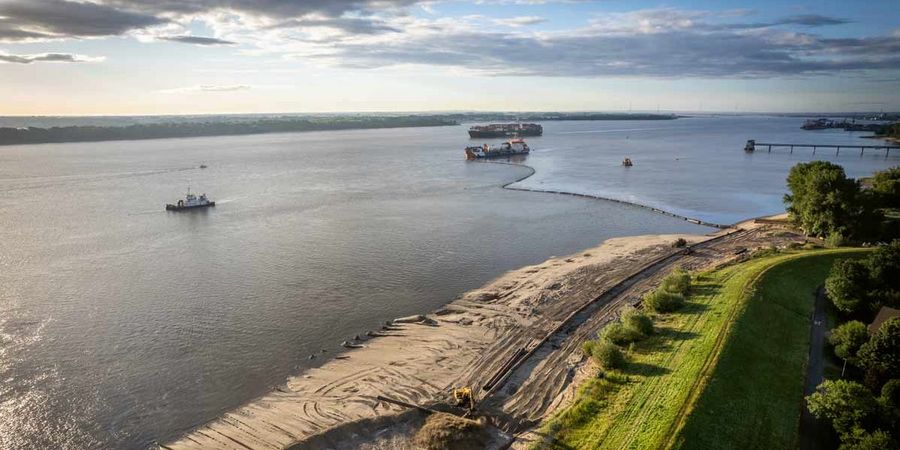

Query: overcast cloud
[{"left": 0, "top": 1, "right": 896, "bottom": 79}]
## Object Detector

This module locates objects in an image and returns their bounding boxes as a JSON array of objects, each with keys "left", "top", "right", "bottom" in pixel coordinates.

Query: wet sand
[{"left": 162, "top": 217, "right": 802, "bottom": 450}]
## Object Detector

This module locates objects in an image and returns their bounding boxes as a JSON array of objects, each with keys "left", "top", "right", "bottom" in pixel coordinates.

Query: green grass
[{"left": 529, "top": 249, "right": 868, "bottom": 450}]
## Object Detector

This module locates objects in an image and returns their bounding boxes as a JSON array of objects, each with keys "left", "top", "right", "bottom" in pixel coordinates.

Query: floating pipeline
[{"left": 480, "top": 160, "right": 730, "bottom": 229}]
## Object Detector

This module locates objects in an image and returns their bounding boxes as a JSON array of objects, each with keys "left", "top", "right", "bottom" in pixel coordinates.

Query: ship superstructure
[
  {"left": 468, "top": 123, "right": 542, "bottom": 138},
  {"left": 166, "top": 187, "right": 215, "bottom": 211},
  {"left": 465, "top": 138, "right": 530, "bottom": 159}
]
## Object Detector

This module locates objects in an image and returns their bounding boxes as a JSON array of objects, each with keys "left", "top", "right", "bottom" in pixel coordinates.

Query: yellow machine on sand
[{"left": 452, "top": 387, "right": 475, "bottom": 410}]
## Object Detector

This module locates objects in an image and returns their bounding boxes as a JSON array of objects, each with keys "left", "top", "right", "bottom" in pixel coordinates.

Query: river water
[{"left": 0, "top": 116, "right": 896, "bottom": 448}]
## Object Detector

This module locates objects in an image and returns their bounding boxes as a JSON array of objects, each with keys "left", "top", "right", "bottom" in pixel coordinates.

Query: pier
[{"left": 744, "top": 139, "right": 899, "bottom": 157}]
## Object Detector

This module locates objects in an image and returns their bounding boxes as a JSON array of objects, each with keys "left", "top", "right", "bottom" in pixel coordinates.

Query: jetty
[{"left": 744, "top": 139, "right": 900, "bottom": 157}]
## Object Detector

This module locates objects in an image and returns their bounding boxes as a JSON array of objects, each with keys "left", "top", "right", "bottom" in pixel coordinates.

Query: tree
[
  {"left": 869, "top": 166, "right": 900, "bottom": 207},
  {"left": 879, "top": 379, "right": 900, "bottom": 431},
  {"left": 784, "top": 161, "right": 865, "bottom": 239},
  {"left": 858, "top": 318, "right": 900, "bottom": 388},
  {"left": 826, "top": 259, "right": 872, "bottom": 315},
  {"left": 807, "top": 379, "right": 879, "bottom": 437},
  {"left": 829, "top": 321, "right": 870, "bottom": 363},
  {"left": 838, "top": 429, "right": 897, "bottom": 450},
  {"left": 866, "top": 241, "right": 900, "bottom": 308}
]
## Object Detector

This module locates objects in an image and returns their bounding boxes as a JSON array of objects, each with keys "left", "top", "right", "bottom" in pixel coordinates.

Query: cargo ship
[
  {"left": 465, "top": 138, "right": 530, "bottom": 159},
  {"left": 468, "top": 123, "right": 542, "bottom": 138},
  {"left": 166, "top": 187, "right": 215, "bottom": 211}
]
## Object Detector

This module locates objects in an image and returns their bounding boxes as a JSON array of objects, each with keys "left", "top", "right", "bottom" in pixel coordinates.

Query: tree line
[
  {"left": 785, "top": 161, "right": 900, "bottom": 449},
  {"left": 0, "top": 115, "right": 458, "bottom": 146}
]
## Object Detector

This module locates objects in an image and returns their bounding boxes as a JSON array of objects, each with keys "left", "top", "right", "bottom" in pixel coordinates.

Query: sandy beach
[{"left": 162, "top": 217, "right": 803, "bottom": 450}]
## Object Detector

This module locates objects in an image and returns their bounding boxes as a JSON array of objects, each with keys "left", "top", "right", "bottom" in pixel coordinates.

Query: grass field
[{"left": 531, "top": 248, "right": 868, "bottom": 450}]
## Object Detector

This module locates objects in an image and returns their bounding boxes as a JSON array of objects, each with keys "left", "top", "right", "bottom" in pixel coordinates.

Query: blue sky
[{"left": 0, "top": 0, "right": 898, "bottom": 115}]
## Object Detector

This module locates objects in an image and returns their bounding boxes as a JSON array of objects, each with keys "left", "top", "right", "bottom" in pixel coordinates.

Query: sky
[{"left": 0, "top": 0, "right": 898, "bottom": 115}]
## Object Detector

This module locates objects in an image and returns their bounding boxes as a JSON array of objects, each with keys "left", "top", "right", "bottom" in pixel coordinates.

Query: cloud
[
  {"left": 159, "top": 35, "right": 236, "bottom": 45},
  {"left": 776, "top": 14, "right": 851, "bottom": 27},
  {"left": 159, "top": 85, "right": 252, "bottom": 94},
  {"left": 299, "top": 11, "right": 900, "bottom": 78},
  {"left": 0, "top": 51, "right": 104, "bottom": 63},
  {"left": 0, "top": 0, "right": 167, "bottom": 40},
  {"left": 493, "top": 16, "right": 546, "bottom": 27},
  {"left": 268, "top": 17, "right": 400, "bottom": 35}
]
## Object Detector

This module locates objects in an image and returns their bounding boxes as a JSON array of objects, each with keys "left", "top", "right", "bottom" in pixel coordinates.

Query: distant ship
[
  {"left": 465, "top": 138, "right": 530, "bottom": 159},
  {"left": 468, "top": 123, "right": 542, "bottom": 138},
  {"left": 801, "top": 118, "right": 831, "bottom": 130},
  {"left": 166, "top": 187, "right": 215, "bottom": 211}
]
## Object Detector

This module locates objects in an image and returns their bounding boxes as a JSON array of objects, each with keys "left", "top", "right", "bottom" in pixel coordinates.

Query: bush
[
  {"left": 659, "top": 268, "right": 691, "bottom": 295},
  {"left": 673, "top": 238, "right": 687, "bottom": 248},
  {"left": 589, "top": 339, "right": 625, "bottom": 370},
  {"left": 827, "top": 232, "right": 846, "bottom": 248},
  {"left": 644, "top": 290, "right": 685, "bottom": 313},
  {"left": 622, "top": 308, "right": 654, "bottom": 337},
  {"left": 829, "top": 321, "right": 870, "bottom": 363},
  {"left": 601, "top": 322, "right": 644, "bottom": 345},
  {"left": 826, "top": 259, "right": 873, "bottom": 315}
]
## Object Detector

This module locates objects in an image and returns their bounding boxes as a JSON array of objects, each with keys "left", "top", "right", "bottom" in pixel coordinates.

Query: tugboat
[
  {"left": 465, "top": 138, "right": 530, "bottom": 159},
  {"left": 166, "top": 187, "right": 215, "bottom": 211}
]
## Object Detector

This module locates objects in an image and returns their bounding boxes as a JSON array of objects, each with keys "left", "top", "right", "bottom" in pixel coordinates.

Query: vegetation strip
[{"left": 529, "top": 249, "right": 864, "bottom": 450}]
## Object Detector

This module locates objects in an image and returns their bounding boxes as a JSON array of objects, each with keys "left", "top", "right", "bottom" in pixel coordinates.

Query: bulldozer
[{"left": 452, "top": 386, "right": 475, "bottom": 411}]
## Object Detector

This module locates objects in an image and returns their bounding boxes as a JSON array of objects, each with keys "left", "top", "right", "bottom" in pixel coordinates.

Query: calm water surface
[{"left": 0, "top": 116, "right": 896, "bottom": 448}]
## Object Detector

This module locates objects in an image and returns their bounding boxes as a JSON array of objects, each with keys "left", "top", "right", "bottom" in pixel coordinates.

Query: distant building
[{"left": 868, "top": 306, "right": 900, "bottom": 334}]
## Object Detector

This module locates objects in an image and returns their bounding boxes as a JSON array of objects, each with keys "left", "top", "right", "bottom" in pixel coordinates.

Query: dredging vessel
[
  {"left": 468, "top": 123, "right": 542, "bottom": 138},
  {"left": 166, "top": 187, "right": 215, "bottom": 211},
  {"left": 465, "top": 138, "right": 530, "bottom": 159}
]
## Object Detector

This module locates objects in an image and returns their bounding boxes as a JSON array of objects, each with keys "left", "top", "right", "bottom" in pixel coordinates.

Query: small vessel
[
  {"left": 744, "top": 140, "right": 755, "bottom": 152},
  {"left": 166, "top": 187, "right": 215, "bottom": 211},
  {"left": 199, "top": 164, "right": 207, "bottom": 169},
  {"left": 468, "top": 123, "right": 542, "bottom": 138},
  {"left": 622, "top": 158, "right": 633, "bottom": 166},
  {"left": 465, "top": 138, "right": 530, "bottom": 159}
]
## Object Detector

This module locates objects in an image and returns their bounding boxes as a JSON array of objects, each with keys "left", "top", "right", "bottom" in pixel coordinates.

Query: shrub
[
  {"left": 601, "top": 322, "right": 643, "bottom": 345},
  {"left": 829, "top": 320, "right": 870, "bottom": 363},
  {"left": 827, "top": 232, "right": 846, "bottom": 248},
  {"left": 672, "top": 238, "right": 687, "bottom": 248},
  {"left": 590, "top": 339, "right": 625, "bottom": 370},
  {"left": 622, "top": 308, "right": 654, "bottom": 337},
  {"left": 644, "top": 290, "right": 685, "bottom": 313},
  {"left": 659, "top": 268, "right": 691, "bottom": 295}
]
